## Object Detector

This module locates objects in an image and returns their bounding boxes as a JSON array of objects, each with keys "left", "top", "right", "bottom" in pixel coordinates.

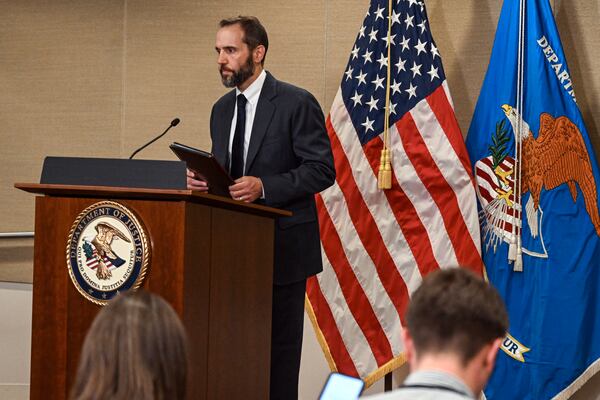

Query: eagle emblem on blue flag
[
  {"left": 466, "top": 0, "right": 600, "bottom": 398},
  {"left": 476, "top": 107, "right": 600, "bottom": 259}
]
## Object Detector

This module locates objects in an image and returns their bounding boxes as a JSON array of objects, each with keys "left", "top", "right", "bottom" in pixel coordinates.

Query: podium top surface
[{"left": 15, "top": 183, "right": 291, "bottom": 218}]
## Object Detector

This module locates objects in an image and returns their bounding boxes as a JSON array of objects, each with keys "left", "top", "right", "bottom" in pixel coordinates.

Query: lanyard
[{"left": 398, "top": 383, "right": 473, "bottom": 398}]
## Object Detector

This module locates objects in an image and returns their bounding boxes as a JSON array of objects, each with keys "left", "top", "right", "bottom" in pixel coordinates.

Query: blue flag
[{"left": 466, "top": 0, "right": 600, "bottom": 398}]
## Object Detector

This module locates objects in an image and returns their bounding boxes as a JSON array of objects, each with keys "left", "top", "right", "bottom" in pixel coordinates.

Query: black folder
[{"left": 169, "top": 142, "right": 234, "bottom": 197}]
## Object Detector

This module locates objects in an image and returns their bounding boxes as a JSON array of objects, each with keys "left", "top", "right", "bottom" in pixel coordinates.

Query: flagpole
[
  {"left": 384, "top": 373, "right": 393, "bottom": 392},
  {"left": 378, "top": 0, "right": 394, "bottom": 190},
  {"left": 509, "top": 0, "right": 526, "bottom": 271},
  {"left": 516, "top": 0, "right": 526, "bottom": 271},
  {"left": 515, "top": 0, "right": 525, "bottom": 271}
]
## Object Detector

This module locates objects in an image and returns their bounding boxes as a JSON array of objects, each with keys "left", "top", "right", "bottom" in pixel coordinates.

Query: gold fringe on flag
[
  {"left": 304, "top": 295, "right": 408, "bottom": 388},
  {"left": 378, "top": 0, "right": 394, "bottom": 190}
]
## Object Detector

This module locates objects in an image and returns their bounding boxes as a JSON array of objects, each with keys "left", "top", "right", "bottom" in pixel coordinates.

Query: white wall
[{"left": 0, "top": 282, "right": 32, "bottom": 399}]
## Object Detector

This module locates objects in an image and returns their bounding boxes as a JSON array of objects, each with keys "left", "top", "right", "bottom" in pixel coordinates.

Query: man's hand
[
  {"left": 187, "top": 169, "right": 209, "bottom": 192},
  {"left": 229, "top": 176, "right": 263, "bottom": 203}
]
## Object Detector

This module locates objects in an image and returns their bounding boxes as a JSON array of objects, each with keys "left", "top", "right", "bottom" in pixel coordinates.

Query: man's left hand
[{"left": 229, "top": 176, "right": 263, "bottom": 203}]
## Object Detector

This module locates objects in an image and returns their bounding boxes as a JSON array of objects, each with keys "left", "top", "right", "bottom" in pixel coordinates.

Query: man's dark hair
[
  {"left": 219, "top": 16, "right": 269, "bottom": 65},
  {"left": 406, "top": 268, "right": 508, "bottom": 365}
]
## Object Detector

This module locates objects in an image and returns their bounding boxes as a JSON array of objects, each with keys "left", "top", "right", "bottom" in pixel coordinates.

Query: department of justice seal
[{"left": 66, "top": 201, "right": 150, "bottom": 305}]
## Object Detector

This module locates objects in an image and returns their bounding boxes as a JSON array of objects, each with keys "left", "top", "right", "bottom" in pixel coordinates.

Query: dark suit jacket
[{"left": 210, "top": 72, "right": 335, "bottom": 285}]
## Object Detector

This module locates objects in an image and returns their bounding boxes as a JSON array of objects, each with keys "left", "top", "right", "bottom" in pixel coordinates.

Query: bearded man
[{"left": 187, "top": 16, "right": 335, "bottom": 400}]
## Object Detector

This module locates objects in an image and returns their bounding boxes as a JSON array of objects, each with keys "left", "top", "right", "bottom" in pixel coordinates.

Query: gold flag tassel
[
  {"left": 378, "top": 149, "right": 392, "bottom": 189},
  {"left": 378, "top": 0, "right": 394, "bottom": 190}
]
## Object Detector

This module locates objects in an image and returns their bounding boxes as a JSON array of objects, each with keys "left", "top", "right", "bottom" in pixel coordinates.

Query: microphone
[{"left": 128, "top": 118, "right": 181, "bottom": 159}]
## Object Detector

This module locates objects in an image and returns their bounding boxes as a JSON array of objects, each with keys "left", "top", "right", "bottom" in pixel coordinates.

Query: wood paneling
[
  {"left": 207, "top": 207, "right": 273, "bottom": 399},
  {"left": 28, "top": 189, "right": 277, "bottom": 399}
]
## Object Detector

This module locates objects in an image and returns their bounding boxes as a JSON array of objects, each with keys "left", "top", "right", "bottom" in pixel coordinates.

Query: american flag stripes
[
  {"left": 306, "top": 0, "right": 482, "bottom": 385},
  {"left": 475, "top": 156, "right": 521, "bottom": 250},
  {"left": 86, "top": 250, "right": 118, "bottom": 270}
]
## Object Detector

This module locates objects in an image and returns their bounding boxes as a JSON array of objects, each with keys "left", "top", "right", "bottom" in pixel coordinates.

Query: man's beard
[{"left": 220, "top": 55, "right": 255, "bottom": 88}]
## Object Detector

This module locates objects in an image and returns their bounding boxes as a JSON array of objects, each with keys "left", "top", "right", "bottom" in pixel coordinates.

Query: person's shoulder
[
  {"left": 213, "top": 90, "right": 236, "bottom": 109},
  {"left": 363, "top": 387, "right": 472, "bottom": 400},
  {"left": 270, "top": 74, "right": 318, "bottom": 104},
  {"left": 362, "top": 391, "right": 408, "bottom": 400},
  {"left": 276, "top": 79, "right": 309, "bottom": 96}
]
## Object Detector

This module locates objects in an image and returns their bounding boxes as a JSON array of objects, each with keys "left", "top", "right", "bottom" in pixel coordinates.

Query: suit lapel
[
  {"left": 213, "top": 90, "right": 236, "bottom": 168},
  {"left": 245, "top": 72, "right": 277, "bottom": 174}
]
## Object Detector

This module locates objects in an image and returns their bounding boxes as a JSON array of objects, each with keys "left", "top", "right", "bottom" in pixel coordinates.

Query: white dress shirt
[{"left": 228, "top": 69, "right": 267, "bottom": 173}]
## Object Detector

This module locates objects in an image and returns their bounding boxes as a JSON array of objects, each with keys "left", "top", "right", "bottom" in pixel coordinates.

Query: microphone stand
[{"left": 129, "top": 118, "right": 180, "bottom": 159}]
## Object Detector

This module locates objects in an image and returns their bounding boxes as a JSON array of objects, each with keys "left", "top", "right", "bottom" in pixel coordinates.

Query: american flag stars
[
  {"left": 345, "top": 66, "right": 354, "bottom": 81},
  {"left": 368, "top": 28, "right": 379, "bottom": 43},
  {"left": 357, "top": 70, "right": 368, "bottom": 86},
  {"left": 415, "top": 39, "right": 427, "bottom": 55},
  {"left": 372, "top": 75, "right": 385, "bottom": 91},
  {"left": 390, "top": 80, "right": 401, "bottom": 95},
  {"left": 351, "top": 91, "right": 363, "bottom": 107},
  {"left": 374, "top": 4, "right": 385, "bottom": 20},
  {"left": 410, "top": 61, "right": 422, "bottom": 77},
  {"left": 400, "top": 36, "right": 410, "bottom": 51},
  {"left": 376, "top": 53, "right": 388, "bottom": 70},
  {"left": 389, "top": 10, "right": 401, "bottom": 26},
  {"left": 340, "top": 0, "right": 446, "bottom": 143}
]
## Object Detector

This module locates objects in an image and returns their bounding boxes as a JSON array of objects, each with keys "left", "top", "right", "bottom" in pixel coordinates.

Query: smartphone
[{"left": 319, "top": 372, "right": 365, "bottom": 400}]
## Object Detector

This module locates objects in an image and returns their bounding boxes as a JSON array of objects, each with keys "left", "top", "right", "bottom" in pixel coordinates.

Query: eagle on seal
[
  {"left": 502, "top": 104, "right": 600, "bottom": 237},
  {"left": 91, "top": 222, "right": 130, "bottom": 280}
]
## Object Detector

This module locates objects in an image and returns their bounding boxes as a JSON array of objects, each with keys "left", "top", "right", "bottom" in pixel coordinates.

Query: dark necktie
[{"left": 230, "top": 93, "right": 247, "bottom": 179}]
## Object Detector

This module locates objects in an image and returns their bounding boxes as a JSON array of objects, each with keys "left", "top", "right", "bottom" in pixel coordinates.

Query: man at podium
[{"left": 187, "top": 15, "right": 335, "bottom": 400}]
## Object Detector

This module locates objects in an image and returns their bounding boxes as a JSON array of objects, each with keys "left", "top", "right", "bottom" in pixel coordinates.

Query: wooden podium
[{"left": 16, "top": 183, "right": 289, "bottom": 400}]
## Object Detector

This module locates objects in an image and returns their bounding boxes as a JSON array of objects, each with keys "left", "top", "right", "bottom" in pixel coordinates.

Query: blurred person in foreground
[
  {"left": 367, "top": 268, "right": 509, "bottom": 399},
  {"left": 70, "top": 290, "right": 187, "bottom": 400}
]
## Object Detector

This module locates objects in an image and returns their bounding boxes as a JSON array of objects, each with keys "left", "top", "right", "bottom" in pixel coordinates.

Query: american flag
[
  {"left": 474, "top": 156, "right": 523, "bottom": 248},
  {"left": 306, "top": 0, "right": 482, "bottom": 385},
  {"left": 86, "top": 250, "right": 117, "bottom": 270}
]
